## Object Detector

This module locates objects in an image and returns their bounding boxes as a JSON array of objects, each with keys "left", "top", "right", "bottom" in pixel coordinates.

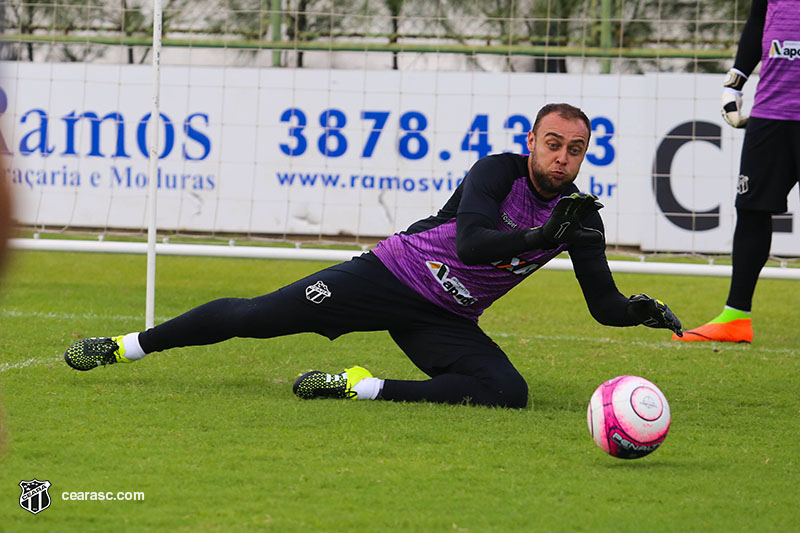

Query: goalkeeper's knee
[{"left": 483, "top": 368, "right": 529, "bottom": 409}]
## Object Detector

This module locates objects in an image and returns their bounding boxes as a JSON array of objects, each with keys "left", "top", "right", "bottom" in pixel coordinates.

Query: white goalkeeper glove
[{"left": 721, "top": 68, "right": 748, "bottom": 129}]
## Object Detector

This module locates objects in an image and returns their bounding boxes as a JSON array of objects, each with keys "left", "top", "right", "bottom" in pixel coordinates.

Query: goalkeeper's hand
[
  {"left": 721, "top": 68, "right": 749, "bottom": 129},
  {"left": 531, "top": 192, "right": 604, "bottom": 249},
  {"left": 627, "top": 294, "right": 683, "bottom": 337}
]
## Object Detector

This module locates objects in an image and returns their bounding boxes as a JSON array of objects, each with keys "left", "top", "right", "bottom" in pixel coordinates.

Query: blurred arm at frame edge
[{"left": 0, "top": 155, "right": 9, "bottom": 272}]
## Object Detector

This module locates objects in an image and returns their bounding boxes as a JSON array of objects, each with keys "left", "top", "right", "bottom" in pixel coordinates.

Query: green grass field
[{"left": 0, "top": 250, "right": 798, "bottom": 531}]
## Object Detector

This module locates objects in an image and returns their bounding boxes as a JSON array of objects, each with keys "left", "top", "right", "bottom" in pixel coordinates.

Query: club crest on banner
[{"left": 19, "top": 479, "right": 52, "bottom": 515}]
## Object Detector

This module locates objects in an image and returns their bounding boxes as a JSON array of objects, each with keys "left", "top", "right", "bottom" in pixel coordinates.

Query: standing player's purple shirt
[{"left": 751, "top": 0, "right": 800, "bottom": 121}]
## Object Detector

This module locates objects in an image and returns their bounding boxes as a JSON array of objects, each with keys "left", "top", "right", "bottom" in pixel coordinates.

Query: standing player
[
  {"left": 676, "top": 0, "right": 800, "bottom": 343},
  {"left": 64, "top": 103, "right": 682, "bottom": 409}
]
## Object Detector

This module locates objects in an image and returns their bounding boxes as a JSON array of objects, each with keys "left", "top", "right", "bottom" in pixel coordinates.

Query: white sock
[
  {"left": 351, "top": 377, "right": 384, "bottom": 400},
  {"left": 724, "top": 305, "right": 750, "bottom": 315},
  {"left": 121, "top": 332, "right": 146, "bottom": 361}
]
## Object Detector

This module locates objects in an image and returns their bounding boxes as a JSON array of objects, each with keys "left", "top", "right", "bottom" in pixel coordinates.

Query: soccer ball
[{"left": 587, "top": 375, "right": 671, "bottom": 459}]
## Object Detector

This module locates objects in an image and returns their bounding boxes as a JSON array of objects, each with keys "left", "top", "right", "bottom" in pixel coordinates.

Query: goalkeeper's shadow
[{"left": 76, "top": 369, "right": 286, "bottom": 398}]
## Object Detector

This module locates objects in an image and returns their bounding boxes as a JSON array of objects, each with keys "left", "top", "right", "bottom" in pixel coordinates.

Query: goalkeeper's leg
[
  {"left": 289, "top": 287, "right": 529, "bottom": 408},
  {"left": 378, "top": 325, "right": 529, "bottom": 408},
  {"left": 64, "top": 291, "right": 328, "bottom": 371},
  {"left": 65, "top": 254, "right": 400, "bottom": 370}
]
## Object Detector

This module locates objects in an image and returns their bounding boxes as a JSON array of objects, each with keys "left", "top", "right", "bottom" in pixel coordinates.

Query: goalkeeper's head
[
  {"left": 526, "top": 103, "right": 591, "bottom": 200},
  {"left": 531, "top": 103, "right": 591, "bottom": 142}
]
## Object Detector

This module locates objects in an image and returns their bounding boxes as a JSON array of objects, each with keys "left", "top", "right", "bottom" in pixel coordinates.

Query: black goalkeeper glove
[
  {"left": 627, "top": 294, "right": 683, "bottom": 337},
  {"left": 721, "top": 68, "right": 749, "bottom": 129},
  {"left": 527, "top": 193, "right": 604, "bottom": 250}
]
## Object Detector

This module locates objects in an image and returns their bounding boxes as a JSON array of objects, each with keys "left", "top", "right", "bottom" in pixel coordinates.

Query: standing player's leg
[
  {"left": 676, "top": 118, "right": 797, "bottom": 343},
  {"left": 726, "top": 208, "right": 772, "bottom": 314}
]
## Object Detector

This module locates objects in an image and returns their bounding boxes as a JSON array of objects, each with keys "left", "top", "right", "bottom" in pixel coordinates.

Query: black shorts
[
  {"left": 275, "top": 252, "right": 510, "bottom": 377},
  {"left": 139, "top": 252, "right": 524, "bottom": 406},
  {"left": 736, "top": 117, "right": 800, "bottom": 213}
]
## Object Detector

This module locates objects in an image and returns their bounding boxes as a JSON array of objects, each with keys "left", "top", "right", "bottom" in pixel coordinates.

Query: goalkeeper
[
  {"left": 64, "top": 103, "right": 682, "bottom": 408},
  {"left": 677, "top": 0, "right": 800, "bottom": 343}
]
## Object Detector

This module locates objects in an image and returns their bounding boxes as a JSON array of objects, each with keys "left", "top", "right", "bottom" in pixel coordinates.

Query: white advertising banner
[{"left": 2, "top": 62, "right": 797, "bottom": 255}]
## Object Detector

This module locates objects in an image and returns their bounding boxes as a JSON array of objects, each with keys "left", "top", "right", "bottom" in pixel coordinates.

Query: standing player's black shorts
[{"left": 736, "top": 117, "right": 800, "bottom": 213}]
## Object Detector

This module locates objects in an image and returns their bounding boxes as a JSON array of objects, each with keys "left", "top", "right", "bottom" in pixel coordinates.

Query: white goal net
[{"left": 2, "top": 0, "right": 798, "bottom": 268}]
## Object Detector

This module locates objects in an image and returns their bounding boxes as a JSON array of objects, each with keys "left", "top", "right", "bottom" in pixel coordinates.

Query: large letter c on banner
[{"left": 652, "top": 121, "right": 720, "bottom": 231}]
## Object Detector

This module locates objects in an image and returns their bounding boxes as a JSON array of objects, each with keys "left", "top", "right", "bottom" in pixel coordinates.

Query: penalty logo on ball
[{"left": 587, "top": 375, "right": 671, "bottom": 459}]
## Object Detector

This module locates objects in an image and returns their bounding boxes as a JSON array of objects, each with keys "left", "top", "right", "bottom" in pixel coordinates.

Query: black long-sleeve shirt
[
  {"left": 733, "top": 0, "right": 768, "bottom": 77},
  {"left": 384, "top": 153, "right": 637, "bottom": 326}
]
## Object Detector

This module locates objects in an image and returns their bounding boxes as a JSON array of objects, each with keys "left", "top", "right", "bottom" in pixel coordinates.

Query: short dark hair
[{"left": 532, "top": 103, "right": 591, "bottom": 142}]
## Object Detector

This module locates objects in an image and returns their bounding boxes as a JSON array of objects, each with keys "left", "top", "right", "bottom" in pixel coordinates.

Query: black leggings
[
  {"left": 138, "top": 253, "right": 528, "bottom": 408},
  {"left": 727, "top": 209, "right": 772, "bottom": 312}
]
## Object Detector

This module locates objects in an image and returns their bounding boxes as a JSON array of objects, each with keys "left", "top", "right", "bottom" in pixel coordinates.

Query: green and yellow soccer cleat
[
  {"left": 64, "top": 336, "right": 131, "bottom": 371},
  {"left": 292, "top": 365, "right": 373, "bottom": 399}
]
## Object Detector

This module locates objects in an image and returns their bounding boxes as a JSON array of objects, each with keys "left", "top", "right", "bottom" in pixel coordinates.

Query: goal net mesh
[{"left": 2, "top": 0, "right": 797, "bottom": 265}]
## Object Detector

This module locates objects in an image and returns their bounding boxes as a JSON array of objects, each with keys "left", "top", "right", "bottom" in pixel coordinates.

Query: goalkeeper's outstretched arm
[
  {"left": 572, "top": 253, "right": 637, "bottom": 327},
  {"left": 569, "top": 235, "right": 682, "bottom": 336},
  {"left": 455, "top": 193, "right": 604, "bottom": 266}
]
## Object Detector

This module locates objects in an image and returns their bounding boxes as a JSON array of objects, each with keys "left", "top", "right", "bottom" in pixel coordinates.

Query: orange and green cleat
[{"left": 672, "top": 318, "right": 753, "bottom": 343}]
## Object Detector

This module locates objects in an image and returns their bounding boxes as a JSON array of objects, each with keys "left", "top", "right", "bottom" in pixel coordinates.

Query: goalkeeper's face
[{"left": 527, "top": 113, "right": 589, "bottom": 199}]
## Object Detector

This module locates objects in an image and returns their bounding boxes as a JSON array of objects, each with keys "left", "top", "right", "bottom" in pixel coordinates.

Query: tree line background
[{"left": 0, "top": 0, "right": 751, "bottom": 73}]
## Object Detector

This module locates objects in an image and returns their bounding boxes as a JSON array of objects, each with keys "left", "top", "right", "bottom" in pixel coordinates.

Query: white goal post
[
  {"left": 145, "top": 0, "right": 164, "bottom": 330},
  {"left": 9, "top": 238, "right": 800, "bottom": 280}
]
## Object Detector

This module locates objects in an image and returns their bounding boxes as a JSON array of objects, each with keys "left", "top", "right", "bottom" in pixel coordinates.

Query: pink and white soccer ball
[{"left": 587, "top": 375, "right": 671, "bottom": 459}]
